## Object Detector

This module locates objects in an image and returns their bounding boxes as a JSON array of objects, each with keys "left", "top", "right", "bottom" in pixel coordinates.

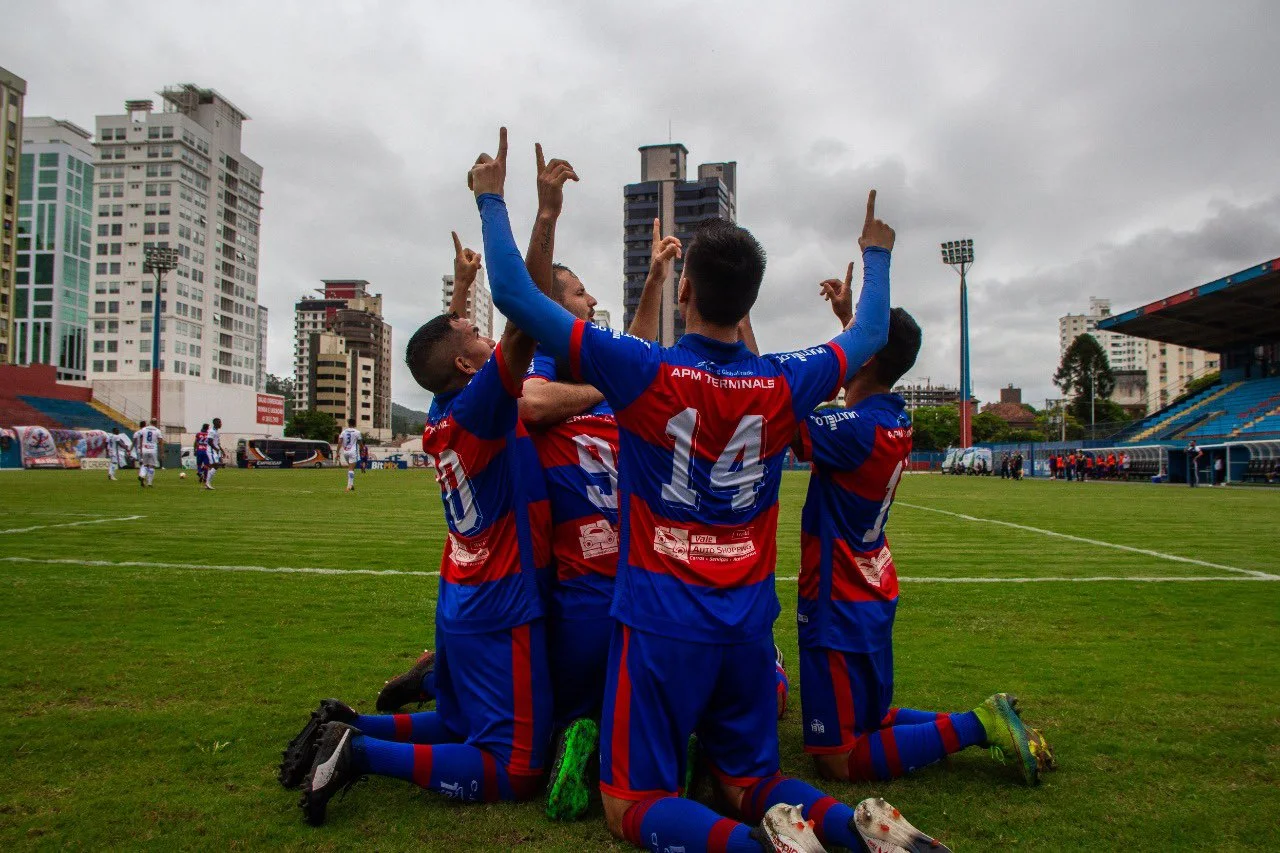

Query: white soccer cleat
[
  {"left": 853, "top": 798, "right": 951, "bottom": 852},
  {"left": 757, "top": 803, "right": 827, "bottom": 852}
]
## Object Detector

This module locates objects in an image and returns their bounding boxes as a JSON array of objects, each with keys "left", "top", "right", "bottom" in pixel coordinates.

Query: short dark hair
[
  {"left": 873, "top": 308, "right": 922, "bottom": 387},
  {"left": 551, "top": 263, "right": 575, "bottom": 304},
  {"left": 138, "top": 420, "right": 146, "bottom": 428},
  {"left": 201, "top": 423, "right": 209, "bottom": 431},
  {"left": 406, "top": 313, "right": 466, "bottom": 394},
  {"left": 112, "top": 427, "right": 120, "bottom": 434},
  {"left": 212, "top": 418, "right": 221, "bottom": 427},
  {"left": 347, "top": 418, "right": 356, "bottom": 427},
  {"left": 683, "top": 218, "right": 766, "bottom": 327}
]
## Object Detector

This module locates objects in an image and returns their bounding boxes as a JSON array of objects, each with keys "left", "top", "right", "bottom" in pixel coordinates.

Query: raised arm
[
  {"left": 470, "top": 128, "right": 578, "bottom": 360},
  {"left": 828, "top": 191, "right": 893, "bottom": 378},
  {"left": 627, "top": 218, "right": 681, "bottom": 341},
  {"left": 448, "top": 231, "right": 482, "bottom": 318}
]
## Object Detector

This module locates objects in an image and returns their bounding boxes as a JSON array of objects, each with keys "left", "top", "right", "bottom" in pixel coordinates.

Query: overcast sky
[{"left": 5, "top": 0, "right": 1278, "bottom": 412}]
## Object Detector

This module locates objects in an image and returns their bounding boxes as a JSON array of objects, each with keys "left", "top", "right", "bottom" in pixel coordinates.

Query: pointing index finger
[
  {"left": 535, "top": 142, "right": 545, "bottom": 174},
  {"left": 497, "top": 127, "right": 508, "bottom": 165},
  {"left": 451, "top": 231, "right": 462, "bottom": 256},
  {"left": 845, "top": 261, "right": 855, "bottom": 287},
  {"left": 864, "top": 189, "right": 877, "bottom": 225},
  {"left": 652, "top": 218, "right": 661, "bottom": 246}
]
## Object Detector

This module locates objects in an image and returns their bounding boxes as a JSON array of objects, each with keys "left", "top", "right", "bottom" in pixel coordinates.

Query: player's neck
[
  {"left": 843, "top": 378, "right": 890, "bottom": 407},
  {"left": 683, "top": 317, "right": 740, "bottom": 345}
]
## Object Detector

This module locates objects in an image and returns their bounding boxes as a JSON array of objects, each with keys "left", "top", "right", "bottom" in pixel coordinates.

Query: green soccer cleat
[
  {"left": 545, "top": 717, "right": 599, "bottom": 821},
  {"left": 974, "top": 693, "right": 1041, "bottom": 785}
]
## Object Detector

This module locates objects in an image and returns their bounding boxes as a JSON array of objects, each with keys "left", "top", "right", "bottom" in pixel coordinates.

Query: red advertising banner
[{"left": 256, "top": 393, "right": 286, "bottom": 426}]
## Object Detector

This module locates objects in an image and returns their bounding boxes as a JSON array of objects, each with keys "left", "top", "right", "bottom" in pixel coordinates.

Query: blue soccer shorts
[
  {"left": 799, "top": 642, "right": 894, "bottom": 754},
  {"left": 546, "top": 613, "right": 613, "bottom": 728},
  {"left": 432, "top": 619, "right": 554, "bottom": 779},
  {"left": 599, "top": 623, "right": 779, "bottom": 800}
]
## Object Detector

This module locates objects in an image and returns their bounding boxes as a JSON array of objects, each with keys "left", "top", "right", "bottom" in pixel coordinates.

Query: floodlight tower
[
  {"left": 142, "top": 246, "right": 179, "bottom": 424},
  {"left": 941, "top": 239, "right": 974, "bottom": 448}
]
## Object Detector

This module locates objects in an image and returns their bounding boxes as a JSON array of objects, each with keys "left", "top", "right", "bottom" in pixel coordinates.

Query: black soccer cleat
[
  {"left": 278, "top": 699, "right": 358, "bottom": 789},
  {"left": 375, "top": 649, "right": 436, "bottom": 713},
  {"left": 299, "top": 721, "right": 362, "bottom": 826}
]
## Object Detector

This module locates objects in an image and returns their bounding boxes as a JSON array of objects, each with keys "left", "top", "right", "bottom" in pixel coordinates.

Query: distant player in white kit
[
  {"left": 338, "top": 418, "right": 361, "bottom": 492},
  {"left": 106, "top": 427, "right": 131, "bottom": 481},
  {"left": 206, "top": 417, "right": 225, "bottom": 490},
  {"left": 136, "top": 418, "right": 163, "bottom": 488}
]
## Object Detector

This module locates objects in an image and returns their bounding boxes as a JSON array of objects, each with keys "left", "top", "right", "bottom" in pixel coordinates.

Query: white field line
[
  {"left": 1, "top": 556, "right": 1275, "bottom": 584},
  {"left": 0, "top": 556, "right": 438, "bottom": 577},
  {"left": 0, "top": 515, "right": 146, "bottom": 535},
  {"left": 896, "top": 501, "right": 1280, "bottom": 580}
]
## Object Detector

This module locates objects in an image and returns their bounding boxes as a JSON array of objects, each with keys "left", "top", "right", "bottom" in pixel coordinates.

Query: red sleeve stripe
[
  {"left": 569, "top": 319, "right": 586, "bottom": 381},
  {"left": 828, "top": 341, "right": 849, "bottom": 400},
  {"left": 494, "top": 345, "right": 523, "bottom": 399}
]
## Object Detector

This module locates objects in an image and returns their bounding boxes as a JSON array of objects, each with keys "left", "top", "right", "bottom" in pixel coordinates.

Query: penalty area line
[
  {"left": 896, "top": 501, "right": 1279, "bottom": 580},
  {"left": 0, "top": 557, "right": 439, "bottom": 578},
  {"left": 0, "top": 515, "right": 147, "bottom": 535}
]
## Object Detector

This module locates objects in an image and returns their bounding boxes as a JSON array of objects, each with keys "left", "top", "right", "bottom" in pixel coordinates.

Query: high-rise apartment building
[
  {"left": 293, "top": 280, "right": 391, "bottom": 440},
  {"left": 892, "top": 381, "right": 961, "bottom": 411},
  {"left": 15, "top": 117, "right": 94, "bottom": 379},
  {"left": 86, "top": 85, "right": 265, "bottom": 420},
  {"left": 441, "top": 268, "right": 493, "bottom": 339},
  {"left": 1059, "top": 296, "right": 1216, "bottom": 412},
  {"left": 0, "top": 66, "right": 27, "bottom": 363},
  {"left": 622, "top": 144, "right": 736, "bottom": 344}
]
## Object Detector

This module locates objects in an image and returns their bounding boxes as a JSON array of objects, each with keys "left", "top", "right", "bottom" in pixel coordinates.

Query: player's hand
[
  {"left": 648, "top": 218, "right": 682, "bottom": 280},
  {"left": 535, "top": 143, "right": 579, "bottom": 218},
  {"left": 857, "top": 189, "right": 895, "bottom": 253},
  {"left": 452, "top": 231, "right": 482, "bottom": 283},
  {"left": 467, "top": 127, "right": 508, "bottom": 198},
  {"left": 819, "top": 261, "right": 855, "bottom": 327}
]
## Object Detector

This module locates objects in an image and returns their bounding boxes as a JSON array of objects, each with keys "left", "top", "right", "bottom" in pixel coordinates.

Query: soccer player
[
  {"left": 471, "top": 127, "right": 943, "bottom": 853},
  {"left": 281, "top": 170, "right": 571, "bottom": 825},
  {"left": 794, "top": 268, "right": 1054, "bottom": 790},
  {"left": 131, "top": 420, "right": 147, "bottom": 486},
  {"left": 338, "top": 419, "right": 362, "bottom": 492},
  {"left": 135, "top": 418, "right": 162, "bottom": 487},
  {"left": 106, "top": 427, "right": 131, "bottom": 481},
  {"left": 194, "top": 423, "right": 211, "bottom": 485},
  {"left": 205, "top": 417, "right": 224, "bottom": 490}
]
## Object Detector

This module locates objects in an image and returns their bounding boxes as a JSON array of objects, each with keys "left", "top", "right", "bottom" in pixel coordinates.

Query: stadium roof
[{"left": 1097, "top": 256, "right": 1280, "bottom": 351}]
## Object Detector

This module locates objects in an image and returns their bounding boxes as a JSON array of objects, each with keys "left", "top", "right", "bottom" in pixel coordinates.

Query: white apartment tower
[
  {"left": 87, "top": 85, "right": 266, "bottom": 419},
  {"left": 1058, "top": 297, "right": 1148, "bottom": 372},
  {"left": 442, "top": 269, "right": 493, "bottom": 339}
]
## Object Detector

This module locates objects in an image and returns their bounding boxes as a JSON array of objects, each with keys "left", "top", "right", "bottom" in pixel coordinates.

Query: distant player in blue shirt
[
  {"left": 194, "top": 424, "right": 211, "bottom": 485},
  {"left": 794, "top": 268, "right": 1055, "bottom": 789},
  {"left": 469, "top": 128, "right": 945, "bottom": 853}
]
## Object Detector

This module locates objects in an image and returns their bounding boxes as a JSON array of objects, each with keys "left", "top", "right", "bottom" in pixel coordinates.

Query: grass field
[{"left": 1, "top": 468, "right": 1277, "bottom": 851}]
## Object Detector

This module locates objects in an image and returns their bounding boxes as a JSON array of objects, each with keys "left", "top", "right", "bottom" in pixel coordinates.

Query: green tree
[
  {"left": 972, "top": 411, "right": 1011, "bottom": 443},
  {"left": 265, "top": 374, "right": 295, "bottom": 421},
  {"left": 1171, "top": 370, "right": 1220, "bottom": 407},
  {"left": 286, "top": 408, "right": 338, "bottom": 442},
  {"left": 1036, "top": 409, "right": 1085, "bottom": 441},
  {"left": 1006, "top": 428, "right": 1047, "bottom": 443},
  {"left": 1054, "top": 334, "right": 1115, "bottom": 425},
  {"left": 910, "top": 405, "right": 960, "bottom": 451}
]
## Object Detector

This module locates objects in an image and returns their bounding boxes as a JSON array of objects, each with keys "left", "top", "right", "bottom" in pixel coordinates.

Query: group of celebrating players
[
  {"left": 276, "top": 130, "right": 1056, "bottom": 852},
  {"left": 102, "top": 416, "right": 224, "bottom": 489}
]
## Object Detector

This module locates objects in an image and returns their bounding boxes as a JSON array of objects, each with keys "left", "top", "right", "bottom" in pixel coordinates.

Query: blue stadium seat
[
  {"left": 18, "top": 396, "right": 125, "bottom": 433},
  {"left": 1121, "top": 377, "right": 1280, "bottom": 442}
]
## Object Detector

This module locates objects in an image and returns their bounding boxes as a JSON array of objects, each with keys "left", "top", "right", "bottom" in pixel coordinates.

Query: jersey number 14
[{"left": 662, "top": 408, "right": 765, "bottom": 511}]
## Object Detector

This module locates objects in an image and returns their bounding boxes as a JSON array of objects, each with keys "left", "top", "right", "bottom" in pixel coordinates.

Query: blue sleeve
[
  {"left": 829, "top": 246, "right": 891, "bottom": 383},
  {"left": 526, "top": 348, "right": 558, "bottom": 382},
  {"left": 477, "top": 193, "right": 576, "bottom": 357},
  {"left": 450, "top": 347, "right": 521, "bottom": 439},
  {"left": 797, "top": 411, "right": 876, "bottom": 469},
  {"left": 572, "top": 321, "right": 663, "bottom": 411}
]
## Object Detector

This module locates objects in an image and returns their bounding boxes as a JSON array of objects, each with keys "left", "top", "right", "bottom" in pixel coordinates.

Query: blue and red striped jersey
[
  {"left": 526, "top": 348, "right": 619, "bottom": 622},
  {"left": 422, "top": 345, "right": 551, "bottom": 634},
  {"left": 794, "top": 393, "right": 911, "bottom": 653},
  {"left": 194, "top": 430, "right": 209, "bottom": 452},
  {"left": 567, "top": 320, "right": 848, "bottom": 643}
]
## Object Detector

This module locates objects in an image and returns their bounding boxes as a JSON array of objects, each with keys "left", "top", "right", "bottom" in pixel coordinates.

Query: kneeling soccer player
[
  {"left": 279, "top": 235, "right": 554, "bottom": 826},
  {"left": 795, "top": 272, "right": 1056, "bottom": 787},
  {"left": 473, "top": 126, "right": 946, "bottom": 853}
]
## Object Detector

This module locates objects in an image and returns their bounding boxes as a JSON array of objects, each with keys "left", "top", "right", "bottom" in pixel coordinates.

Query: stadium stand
[
  {"left": 1100, "top": 256, "right": 1280, "bottom": 463},
  {"left": 18, "top": 396, "right": 124, "bottom": 433},
  {"left": 0, "top": 364, "right": 131, "bottom": 432}
]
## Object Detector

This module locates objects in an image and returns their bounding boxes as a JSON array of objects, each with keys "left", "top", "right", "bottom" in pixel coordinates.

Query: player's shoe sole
[
  {"left": 978, "top": 693, "right": 1040, "bottom": 785},
  {"left": 279, "top": 699, "right": 358, "bottom": 789},
  {"left": 1027, "top": 725, "right": 1058, "bottom": 773},
  {"left": 754, "top": 803, "right": 827, "bottom": 852},
  {"left": 299, "top": 721, "right": 362, "bottom": 826},
  {"left": 853, "top": 797, "right": 951, "bottom": 852},
  {"left": 375, "top": 649, "right": 436, "bottom": 713},
  {"left": 545, "top": 717, "right": 598, "bottom": 821}
]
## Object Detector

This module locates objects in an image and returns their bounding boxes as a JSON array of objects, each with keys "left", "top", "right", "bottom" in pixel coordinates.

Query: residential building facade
[
  {"left": 15, "top": 117, "right": 94, "bottom": 379},
  {"left": 0, "top": 66, "right": 26, "bottom": 362},
  {"left": 893, "top": 381, "right": 961, "bottom": 411},
  {"left": 86, "top": 85, "right": 266, "bottom": 422},
  {"left": 623, "top": 144, "right": 736, "bottom": 344},
  {"left": 293, "top": 279, "right": 391, "bottom": 440},
  {"left": 441, "top": 268, "right": 492, "bottom": 339}
]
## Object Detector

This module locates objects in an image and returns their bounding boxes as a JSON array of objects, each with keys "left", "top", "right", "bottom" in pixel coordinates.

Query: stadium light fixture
[
  {"left": 941, "top": 238, "right": 975, "bottom": 448},
  {"left": 143, "top": 246, "right": 180, "bottom": 426}
]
